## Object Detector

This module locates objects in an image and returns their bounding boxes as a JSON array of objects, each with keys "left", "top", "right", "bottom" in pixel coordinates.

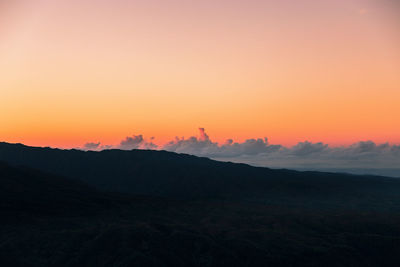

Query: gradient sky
[{"left": 1, "top": 0, "right": 399, "bottom": 148}]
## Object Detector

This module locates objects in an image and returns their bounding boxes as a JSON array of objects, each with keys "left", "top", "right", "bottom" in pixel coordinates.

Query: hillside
[
  {"left": 0, "top": 142, "right": 400, "bottom": 210},
  {"left": 1, "top": 161, "right": 400, "bottom": 266}
]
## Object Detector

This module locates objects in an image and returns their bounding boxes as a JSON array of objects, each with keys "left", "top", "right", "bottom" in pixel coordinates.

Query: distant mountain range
[{"left": 1, "top": 142, "right": 400, "bottom": 266}]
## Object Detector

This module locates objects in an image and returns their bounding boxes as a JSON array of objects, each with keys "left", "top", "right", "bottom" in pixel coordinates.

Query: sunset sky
[{"left": 1, "top": 0, "right": 399, "bottom": 148}]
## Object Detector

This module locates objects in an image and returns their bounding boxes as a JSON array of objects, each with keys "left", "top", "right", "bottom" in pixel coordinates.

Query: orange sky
[{"left": 1, "top": 0, "right": 399, "bottom": 148}]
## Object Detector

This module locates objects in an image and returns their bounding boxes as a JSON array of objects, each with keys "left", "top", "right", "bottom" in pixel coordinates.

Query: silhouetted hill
[
  {"left": 0, "top": 161, "right": 132, "bottom": 218},
  {"left": 1, "top": 160, "right": 400, "bottom": 266},
  {"left": 0, "top": 142, "right": 400, "bottom": 210}
]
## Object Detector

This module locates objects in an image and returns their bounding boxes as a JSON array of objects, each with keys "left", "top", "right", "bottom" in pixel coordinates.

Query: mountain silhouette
[
  {"left": 1, "top": 142, "right": 400, "bottom": 266},
  {"left": 0, "top": 142, "right": 400, "bottom": 209}
]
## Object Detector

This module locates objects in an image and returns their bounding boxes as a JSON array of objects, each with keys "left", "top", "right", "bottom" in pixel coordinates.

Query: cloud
[
  {"left": 163, "top": 129, "right": 218, "bottom": 156},
  {"left": 80, "top": 128, "right": 400, "bottom": 177},
  {"left": 119, "top": 135, "right": 145, "bottom": 150},
  {"left": 162, "top": 129, "right": 281, "bottom": 157},
  {"left": 83, "top": 142, "right": 101, "bottom": 151},
  {"left": 290, "top": 141, "right": 328, "bottom": 156},
  {"left": 198, "top": 127, "right": 209, "bottom": 141},
  {"left": 161, "top": 129, "right": 400, "bottom": 176},
  {"left": 118, "top": 135, "right": 157, "bottom": 150},
  {"left": 99, "top": 145, "right": 114, "bottom": 150},
  {"left": 82, "top": 135, "right": 157, "bottom": 151}
]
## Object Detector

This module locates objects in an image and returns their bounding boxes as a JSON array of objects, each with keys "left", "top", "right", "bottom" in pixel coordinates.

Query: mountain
[
  {"left": 1, "top": 160, "right": 400, "bottom": 267},
  {"left": 1, "top": 142, "right": 400, "bottom": 210},
  {"left": 0, "top": 161, "right": 139, "bottom": 218}
]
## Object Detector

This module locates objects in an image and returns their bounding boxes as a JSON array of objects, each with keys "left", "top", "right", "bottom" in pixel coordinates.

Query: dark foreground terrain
[{"left": 1, "top": 143, "right": 400, "bottom": 266}]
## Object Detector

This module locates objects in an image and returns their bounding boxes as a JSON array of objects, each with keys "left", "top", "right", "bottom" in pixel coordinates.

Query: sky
[{"left": 1, "top": 0, "right": 399, "bottom": 150}]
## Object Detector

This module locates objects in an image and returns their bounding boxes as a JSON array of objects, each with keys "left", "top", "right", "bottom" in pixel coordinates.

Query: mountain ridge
[
  {"left": 1, "top": 142, "right": 400, "bottom": 210},
  {"left": 2, "top": 142, "right": 400, "bottom": 266}
]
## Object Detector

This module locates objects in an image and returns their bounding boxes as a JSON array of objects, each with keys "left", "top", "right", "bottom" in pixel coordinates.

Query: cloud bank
[{"left": 82, "top": 128, "right": 400, "bottom": 177}]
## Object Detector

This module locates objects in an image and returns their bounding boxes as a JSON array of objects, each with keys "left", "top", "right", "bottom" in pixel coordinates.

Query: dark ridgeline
[
  {"left": 1, "top": 142, "right": 400, "bottom": 208},
  {"left": 1, "top": 142, "right": 400, "bottom": 266}
]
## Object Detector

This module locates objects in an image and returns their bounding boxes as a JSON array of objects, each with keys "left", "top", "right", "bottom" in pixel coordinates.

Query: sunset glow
[{"left": 1, "top": 0, "right": 399, "bottom": 148}]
